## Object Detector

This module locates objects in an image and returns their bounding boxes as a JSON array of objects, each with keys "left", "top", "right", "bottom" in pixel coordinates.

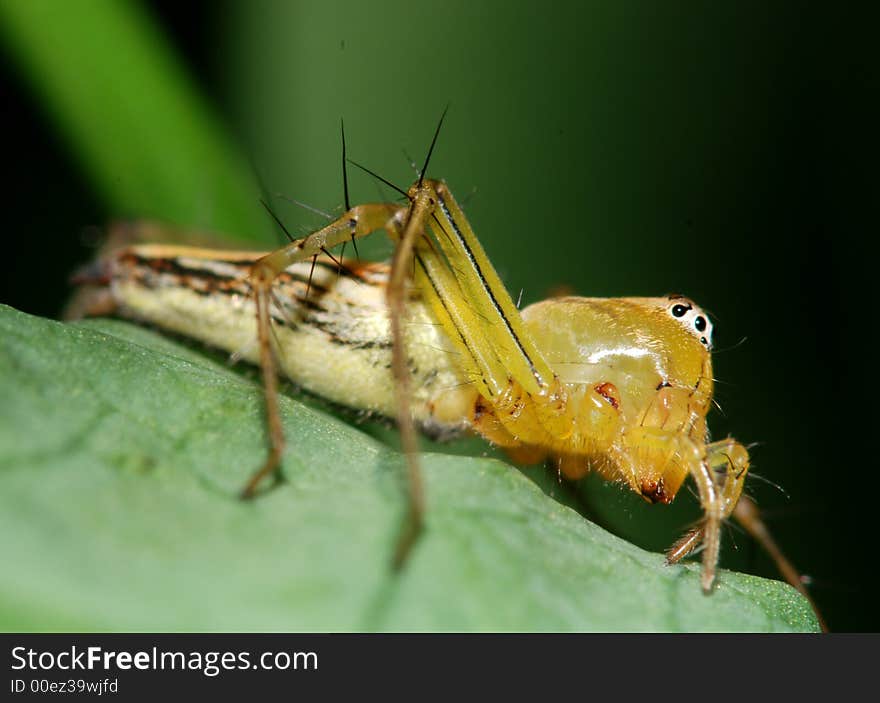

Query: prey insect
[{"left": 70, "top": 115, "right": 823, "bottom": 627}]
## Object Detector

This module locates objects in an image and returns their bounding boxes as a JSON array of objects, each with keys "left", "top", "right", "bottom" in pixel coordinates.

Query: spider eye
[
  {"left": 671, "top": 304, "right": 689, "bottom": 318},
  {"left": 694, "top": 316, "right": 707, "bottom": 332}
]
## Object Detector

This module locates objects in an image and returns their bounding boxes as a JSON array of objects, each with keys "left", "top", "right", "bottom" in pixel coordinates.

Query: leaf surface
[{"left": 0, "top": 306, "right": 819, "bottom": 632}]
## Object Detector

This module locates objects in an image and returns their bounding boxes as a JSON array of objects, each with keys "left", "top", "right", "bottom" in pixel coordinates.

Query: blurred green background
[{"left": 0, "top": 1, "right": 874, "bottom": 630}]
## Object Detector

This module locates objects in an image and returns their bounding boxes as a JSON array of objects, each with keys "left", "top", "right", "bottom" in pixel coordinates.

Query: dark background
[{"left": 2, "top": 1, "right": 875, "bottom": 631}]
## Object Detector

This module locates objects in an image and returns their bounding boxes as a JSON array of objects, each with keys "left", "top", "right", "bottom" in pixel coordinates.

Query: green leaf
[
  {"left": 0, "top": 305, "right": 819, "bottom": 632},
  {"left": 0, "top": 0, "right": 268, "bottom": 243}
]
